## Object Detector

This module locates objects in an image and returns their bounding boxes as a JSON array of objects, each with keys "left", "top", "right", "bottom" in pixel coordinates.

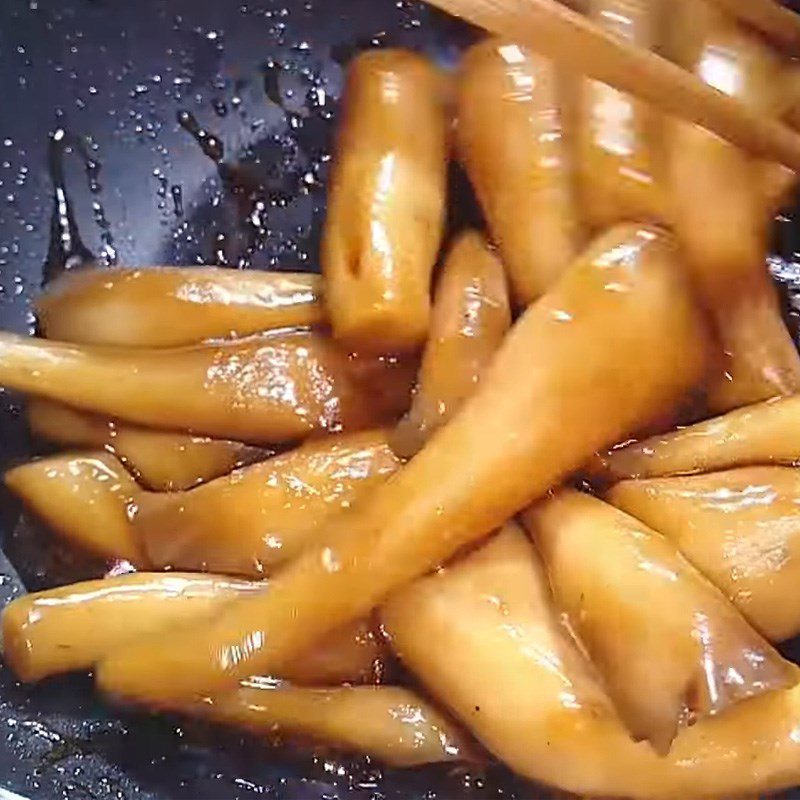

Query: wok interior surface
[{"left": 2, "top": 0, "right": 800, "bottom": 798}]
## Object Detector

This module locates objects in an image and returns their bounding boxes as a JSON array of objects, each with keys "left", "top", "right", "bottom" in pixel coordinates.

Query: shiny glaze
[
  {"left": 667, "top": 1, "right": 800, "bottom": 411},
  {"left": 577, "top": 0, "right": 665, "bottom": 228},
  {"left": 36, "top": 267, "right": 324, "bottom": 347},
  {"left": 2, "top": 572, "right": 260, "bottom": 681},
  {"left": 94, "top": 224, "right": 709, "bottom": 703},
  {"left": 2, "top": 572, "right": 385, "bottom": 686},
  {"left": 525, "top": 490, "right": 791, "bottom": 751},
  {"left": 383, "top": 526, "right": 800, "bottom": 799},
  {"left": 457, "top": 38, "right": 581, "bottom": 305},
  {"left": 5, "top": 451, "right": 145, "bottom": 564},
  {"left": 168, "top": 683, "right": 471, "bottom": 767},
  {"left": 576, "top": 0, "right": 796, "bottom": 227},
  {"left": 390, "top": 231, "right": 511, "bottom": 458},
  {"left": 609, "top": 466, "right": 800, "bottom": 641},
  {"left": 322, "top": 50, "right": 448, "bottom": 352},
  {"left": 600, "top": 393, "right": 800, "bottom": 480},
  {"left": 137, "top": 430, "right": 401, "bottom": 577},
  {"left": 27, "top": 399, "right": 264, "bottom": 491},
  {"left": 0, "top": 329, "right": 415, "bottom": 444}
]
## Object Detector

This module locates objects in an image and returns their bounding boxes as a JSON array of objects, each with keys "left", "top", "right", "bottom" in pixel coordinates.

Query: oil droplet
[
  {"left": 44, "top": 128, "right": 95, "bottom": 285},
  {"left": 171, "top": 184, "right": 184, "bottom": 217},
  {"left": 176, "top": 109, "right": 224, "bottom": 162}
]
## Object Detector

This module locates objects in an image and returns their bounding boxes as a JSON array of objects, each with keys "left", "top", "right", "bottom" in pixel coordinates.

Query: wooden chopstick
[
  {"left": 424, "top": 0, "right": 800, "bottom": 172},
  {"left": 705, "top": 0, "right": 800, "bottom": 53}
]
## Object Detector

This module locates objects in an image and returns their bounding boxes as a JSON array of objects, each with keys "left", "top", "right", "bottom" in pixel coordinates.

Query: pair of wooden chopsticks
[{"left": 423, "top": 0, "right": 800, "bottom": 172}]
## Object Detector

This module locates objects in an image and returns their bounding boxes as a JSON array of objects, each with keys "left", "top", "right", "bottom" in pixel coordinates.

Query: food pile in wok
[{"left": 4, "top": 0, "right": 800, "bottom": 796}]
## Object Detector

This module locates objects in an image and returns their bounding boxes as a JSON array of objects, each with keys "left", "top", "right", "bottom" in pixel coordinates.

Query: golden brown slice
[
  {"left": 390, "top": 231, "right": 511, "bottom": 458},
  {"left": 599, "top": 394, "right": 800, "bottom": 480},
  {"left": 27, "top": 399, "right": 264, "bottom": 491},
  {"left": 668, "top": 1, "right": 800, "bottom": 411},
  {"left": 383, "top": 523, "right": 800, "bottom": 798},
  {"left": 384, "top": 526, "right": 625, "bottom": 790},
  {"left": 0, "top": 330, "right": 414, "bottom": 444},
  {"left": 575, "top": 0, "right": 796, "bottom": 227},
  {"left": 1, "top": 573, "right": 385, "bottom": 685},
  {"left": 525, "top": 490, "right": 791, "bottom": 750},
  {"left": 428, "top": 0, "right": 800, "bottom": 172},
  {"left": 137, "top": 430, "right": 401, "bottom": 577},
  {"left": 609, "top": 467, "right": 800, "bottom": 641},
  {"left": 5, "top": 452, "right": 145, "bottom": 565},
  {"left": 457, "top": 37, "right": 581, "bottom": 305},
  {"left": 577, "top": 0, "right": 665, "bottom": 228},
  {"left": 169, "top": 682, "right": 470, "bottom": 767},
  {"left": 322, "top": 49, "right": 448, "bottom": 352},
  {"left": 5, "top": 433, "right": 399, "bottom": 580},
  {"left": 94, "top": 223, "right": 709, "bottom": 704},
  {"left": 36, "top": 267, "right": 323, "bottom": 347},
  {"left": 2, "top": 573, "right": 261, "bottom": 681}
]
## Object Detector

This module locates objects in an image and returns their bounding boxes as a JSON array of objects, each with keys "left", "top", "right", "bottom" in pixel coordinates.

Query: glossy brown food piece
[
  {"left": 94, "top": 224, "right": 709, "bottom": 704},
  {"left": 599, "top": 394, "right": 800, "bottom": 480},
  {"left": 573, "top": 0, "right": 795, "bottom": 226},
  {"left": 577, "top": 0, "right": 665, "bottom": 228},
  {"left": 36, "top": 268, "right": 324, "bottom": 347},
  {"left": 1, "top": 573, "right": 261, "bottom": 681},
  {"left": 169, "top": 681, "right": 471, "bottom": 767},
  {"left": 138, "top": 430, "right": 401, "bottom": 577},
  {"left": 525, "top": 490, "right": 791, "bottom": 750},
  {"left": 27, "top": 399, "right": 264, "bottom": 491},
  {"left": 384, "top": 526, "right": 621, "bottom": 791},
  {"left": 391, "top": 231, "right": 511, "bottom": 458},
  {"left": 457, "top": 37, "right": 580, "bottom": 305},
  {"left": 2, "top": 573, "right": 385, "bottom": 685},
  {"left": 668, "top": 2, "right": 800, "bottom": 411},
  {"left": 0, "top": 330, "right": 414, "bottom": 444},
  {"left": 383, "top": 524, "right": 800, "bottom": 798},
  {"left": 5, "top": 452, "right": 145, "bottom": 564},
  {"left": 322, "top": 49, "right": 448, "bottom": 352},
  {"left": 609, "top": 467, "right": 800, "bottom": 641}
]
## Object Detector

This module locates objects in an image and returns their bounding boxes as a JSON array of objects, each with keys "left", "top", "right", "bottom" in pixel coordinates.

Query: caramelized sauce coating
[
  {"left": 138, "top": 430, "right": 401, "bottom": 577},
  {"left": 0, "top": 330, "right": 415, "bottom": 444},
  {"left": 391, "top": 231, "right": 511, "bottom": 458},
  {"left": 525, "top": 490, "right": 791, "bottom": 751},
  {"left": 37, "top": 268, "right": 324, "bottom": 347},
  {"left": 93, "top": 224, "right": 709, "bottom": 704},
  {"left": 457, "top": 37, "right": 581, "bottom": 305},
  {"left": 27, "top": 399, "right": 264, "bottom": 491},
  {"left": 322, "top": 50, "right": 448, "bottom": 352},
  {"left": 609, "top": 466, "right": 800, "bottom": 641}
]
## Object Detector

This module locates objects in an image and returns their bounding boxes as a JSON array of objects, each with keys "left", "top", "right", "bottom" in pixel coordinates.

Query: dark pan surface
[{"left": 2, "top": 0, "right": 800, "bottom": 798}]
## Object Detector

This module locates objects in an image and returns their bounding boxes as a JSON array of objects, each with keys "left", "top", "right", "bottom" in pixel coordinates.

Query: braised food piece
[
  {"left": 27, "top": 399, "right": 264, "bottom": 491},
  {"left": 391, "top": 231, "right": 511, "bottom": 457},
  {"left": 525, "top": 490, "right": 791, "bottom": 750},
  {"left": 322, "top": 49, "right": 448, "bottom": 352},
  {"left": 94, "top": 224, "right": 709, "bottom": 704},
  {"left": 609, "top": 466, "right": 800, "bottom": 641},
  {"left": 138, "top": 430, "right": 401, "bottom": 577},
  {"left": 457, "top": 37, "right": 581, "bottom": 305},
  {"left": 36, "top": 267, "right": 323, "bottom": 347},
  {"left": 0, "top": 330, "right": 415, "bottom": 444}
]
